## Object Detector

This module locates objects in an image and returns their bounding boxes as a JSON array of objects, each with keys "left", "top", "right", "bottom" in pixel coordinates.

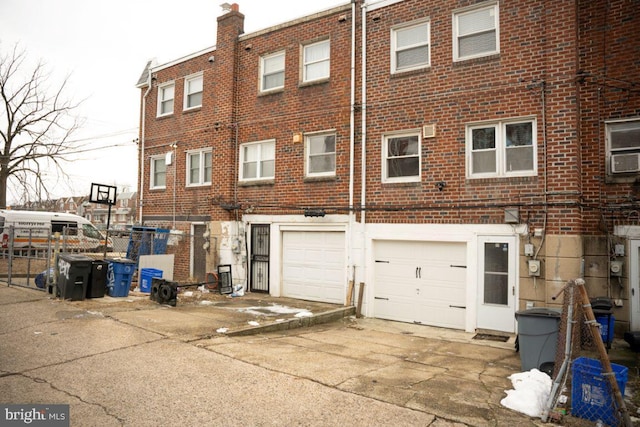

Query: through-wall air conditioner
[
  {"left": 611, "top": 153, "right": 640, "bottom": 173},
  {"left": 422, "top": 124, "right": 436, "bottom": 139}
]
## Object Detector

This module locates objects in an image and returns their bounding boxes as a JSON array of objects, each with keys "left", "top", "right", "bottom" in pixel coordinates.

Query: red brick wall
[
  {"left": 233, "top": 6, "right": 355, "bottom": 216},
  {"left": 363, "top": 0, "right": 581, "bottom": 233},
  {"left": 138, "top": 0, "right": 640, "bottom": 239},
  {"left": 578, "top": 0, "right": 640, "bottom": 234}
]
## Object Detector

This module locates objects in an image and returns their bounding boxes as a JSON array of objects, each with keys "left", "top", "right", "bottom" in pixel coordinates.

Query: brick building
[{"left": 136, "top": 0, "right": 640, "bottom": 335}]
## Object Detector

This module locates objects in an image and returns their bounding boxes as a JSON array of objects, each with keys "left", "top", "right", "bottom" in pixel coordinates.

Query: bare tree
[{"left": 0, "top": 43, "right": 83, "bottom": 209}]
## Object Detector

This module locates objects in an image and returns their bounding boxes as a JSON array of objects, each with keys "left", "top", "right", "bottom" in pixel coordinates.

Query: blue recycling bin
[{"left": 106, "top": 259, "right": 136, "bottom": 297}]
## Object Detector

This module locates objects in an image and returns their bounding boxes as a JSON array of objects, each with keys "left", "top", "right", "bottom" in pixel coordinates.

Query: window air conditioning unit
[
  {"left": 611, "top": 153, "right": 640, "bottom": 173},
  {"left": 422, "top": 124, "right": 436, "bottom": 139}
]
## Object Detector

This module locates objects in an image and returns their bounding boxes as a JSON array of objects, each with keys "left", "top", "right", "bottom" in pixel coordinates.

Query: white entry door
[{"left": 477, "top": 236, "right": 517, "bottom": 333}]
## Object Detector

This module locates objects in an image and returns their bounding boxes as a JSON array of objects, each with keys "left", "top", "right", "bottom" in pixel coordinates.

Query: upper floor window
[
  {"left": 150, "top": 155, "right": 167, "bottom": 189},
  {"left": 303, "top": 39, "right": 330, "bottom": 83},
  {"left": 184, "top": 73, "right": 203, "bottom": 110},
  {"left": 607, "top": 119, "right": 640, "bottom": 174},
  {"left": 392, "top": 21, "right": 430, "bottom": 73},
  {"left": 239, "top": 140, "right": 275, "bottom": 181},
  {"left": 260, "top": 51, "right": 285, "bottom": 92},
  {"left": 157, "top": 82, "right": 175, "bottom": 117},
  {"left": 187, "top": 148, "right": 212, "bottom": 186},
  {"left": 383, "top": 132, "right": 421, "bottom": 183},
  {"left": 453, "top": 2, "right": 499, "bottom": 61},
  {"left": 467, "top": 118, "right": 536, "bottom": 178},
  {"left": 306, "top": 133, "right": 336, "bottom": 177}
]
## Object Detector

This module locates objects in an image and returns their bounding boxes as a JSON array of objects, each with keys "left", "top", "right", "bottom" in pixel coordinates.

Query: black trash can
[
  {"left": 515, "top": 308, "right": 561, "bottom": 372},
  {"left": 56, "top": 254, "right": 93, "bottom": 301},
  {"left": 87, "top": 260, "right": 109, "bottom": 298}
]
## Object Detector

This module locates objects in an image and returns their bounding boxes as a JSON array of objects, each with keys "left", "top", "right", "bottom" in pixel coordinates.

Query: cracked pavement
[{"left": 1, "top": 285, "right": 546, "bottom": 426}]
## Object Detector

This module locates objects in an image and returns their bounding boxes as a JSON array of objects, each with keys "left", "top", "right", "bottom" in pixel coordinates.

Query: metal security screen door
[{"left": 250, "top": 224, "right": 270, "bottom": 292}]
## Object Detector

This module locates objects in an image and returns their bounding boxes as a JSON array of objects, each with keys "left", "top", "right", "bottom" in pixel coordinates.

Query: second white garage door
[
  {"left": 282, "top": 231, "right": 345, "bottom": 304},
  {"left": 374, "top": 240, "right": 467, "bottom": 330}
]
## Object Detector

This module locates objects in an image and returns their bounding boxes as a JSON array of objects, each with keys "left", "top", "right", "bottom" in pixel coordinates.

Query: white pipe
[
  {"left": 360, "top": 2, "right": 367, "bottom": 225},
  {"left": 359, "top": 0, "right": 368, "bottom": 311},
  {"left": 348, "top": 0, "right": 356, "bottom": 284}
]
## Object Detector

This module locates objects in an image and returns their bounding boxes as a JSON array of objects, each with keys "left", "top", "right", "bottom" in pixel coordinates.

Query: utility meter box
[
  {"left": 610, "top": 260, "right": 623, "bottom": 277},
  {"left": 528, "top": 260, "right": 541, "bottom": 276}
]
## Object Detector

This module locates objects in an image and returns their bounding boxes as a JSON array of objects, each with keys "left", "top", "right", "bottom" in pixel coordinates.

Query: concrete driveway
[{"left": 1, "top": 285, "right": 632, "bottom": 426}]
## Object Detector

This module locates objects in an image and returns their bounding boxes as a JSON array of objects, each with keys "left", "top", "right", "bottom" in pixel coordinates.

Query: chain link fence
[
  {"left": 1, "top": 224, "right": 224, "bottom": 296},
  {"left": 544, "top": 279, "right": 633, "bottom": 426}
]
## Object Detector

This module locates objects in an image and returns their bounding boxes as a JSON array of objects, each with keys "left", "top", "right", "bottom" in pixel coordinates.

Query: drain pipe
[
  {"left": 359, "top": 0, "right": 368, "bottom": 313},
  {"left": 139, "top": 62, "right": 154, "bottom": 225},
  {"left": 348, "top": 0, "right": 356, "bottom": 288}
]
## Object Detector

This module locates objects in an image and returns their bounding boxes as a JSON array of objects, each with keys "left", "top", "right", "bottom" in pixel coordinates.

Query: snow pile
[
  {"left": 501, "top": 369, "right": 552, "bottom": 418},
  {"left": 237, "top": 304, "right": 313, "bottom": 318}
]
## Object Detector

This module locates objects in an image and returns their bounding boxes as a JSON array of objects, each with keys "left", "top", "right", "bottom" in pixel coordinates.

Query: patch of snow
[
  {"left": 248, "top": 321, "right": 260, "bottom": 326},
  {"left": 216, "top": 328, "right": 228, "bottom": 334},
  {"left": 276, "top": 319, "right": 286, "bottom": 322},
  {"left": 500, "top": 368, "right": 552, "bottom": 418},
  {"left": 200, "top": 300, "right": 214, "bottom": 305},
  {"left": 294, "top": 311, "right": 313, "bottom": 318},
  {"left": 183, "top": 291, "right": 193, "bottom": 297}
]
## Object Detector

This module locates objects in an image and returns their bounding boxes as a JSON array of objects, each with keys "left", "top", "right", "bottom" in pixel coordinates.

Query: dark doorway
[
  {"left": 192, "top": 224, "right": 207, "bottom": 282},
  {"left": 250, "top": 224, "right": 269, "bottom": 293}
]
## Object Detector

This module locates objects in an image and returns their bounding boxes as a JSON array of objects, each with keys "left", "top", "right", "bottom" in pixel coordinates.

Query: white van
[{"left": 0, "top": 210, "right": 112, "bottom": 252}]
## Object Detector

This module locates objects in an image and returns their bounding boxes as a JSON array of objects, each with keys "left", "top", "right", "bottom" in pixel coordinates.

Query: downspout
[
  {"left": 348, "top": 0, "right": 356, "bottom": 286},
  {"left": 360, "top": 2, "right": 368, "bottom": 226},
  {"left": 139, "top": 66, "right": 153, "bottom": 224},
  {"left": 359, "top": 0, "right": 368, "bottom": 310}
]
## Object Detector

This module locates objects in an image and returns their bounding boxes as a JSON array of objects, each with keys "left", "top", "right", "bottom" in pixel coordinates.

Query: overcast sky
[{"left": 0, "top": 0, "right": 347, "bottom": 204}]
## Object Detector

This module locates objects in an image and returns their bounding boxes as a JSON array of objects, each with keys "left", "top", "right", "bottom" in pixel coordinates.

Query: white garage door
[
  {"left": 374, "top": 240, "right": 467, "bottom": 329},
  {"left": 282, "top": 231, "right": 345, "bottom": 304}
]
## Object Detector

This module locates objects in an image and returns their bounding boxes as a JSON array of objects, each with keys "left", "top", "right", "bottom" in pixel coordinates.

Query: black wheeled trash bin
[
  {"left": 56, "top": 253, "right": 93, "bottom": 301},
  {"left": 87, "top": 260, "right": 109, "bottom": 298},
  {"left": 515, "top": 308, "right": 561, "bottom": 372}
]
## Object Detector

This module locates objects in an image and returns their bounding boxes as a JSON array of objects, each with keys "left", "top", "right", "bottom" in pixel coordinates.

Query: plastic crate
[
  {"left": 106, "top": 259, "right": 136, "bottom": 297},
  {"left": 139, "top": 268, "right": 163, "bottom": 293},
  {"left": 571, "top": 357, "right": 628, "bottom": 426}
]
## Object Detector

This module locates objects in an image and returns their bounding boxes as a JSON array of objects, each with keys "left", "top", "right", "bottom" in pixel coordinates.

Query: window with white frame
[
  {"left": 607, "top": 120, "right": 640, "bottom": 174},
  {"left": 467, "top": 118, "right": 536, "bottom": 178},
  {"left": 239, "top": 140, "right": 275, "bottom": 181},
  {"left": 306, "top": 133, "right": 336, "bottom": 177},
  {"left": 383, "top": 132, "right": 421, "bottom": 183},
  {"left": 392, "top": 21, "right": 430, "bottom": 73},
  {"left": 157, "top": 82, "right": 175, "bottom": 116},
  {"left": 260, "top": 51, "right": 285, "bottom": 92},
  {"left": 453, "top": 2, "right": 499, "bottom": 61},
  {"left": 184, "top": 73, "right": 203, "bottom": 110},
  {"left": 150, "top": 155, "right": 167, "bottom": 189},
  {"left": 303, "top": 39, "right": 330, "bottom": 83},
  {"left": 187, "top": 148, "right": 212, "bottom": 186}
]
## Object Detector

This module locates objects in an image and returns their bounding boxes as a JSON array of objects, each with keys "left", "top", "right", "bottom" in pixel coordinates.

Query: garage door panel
[
  {"left": 374, "top": 241, "right": 467, "bottom": 330},
  {"left": 282, "top": 231, "right": 345, "bottom": 304}
]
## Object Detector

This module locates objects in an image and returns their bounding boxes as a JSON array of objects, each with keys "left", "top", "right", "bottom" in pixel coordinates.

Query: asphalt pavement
[{"left": 1, "top": 285, "right": 637, "bottom": 426}]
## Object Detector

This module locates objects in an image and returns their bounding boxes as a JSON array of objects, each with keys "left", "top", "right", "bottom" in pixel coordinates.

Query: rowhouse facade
[{"left": 137, "top": 0, "right": 640, "bottom": 335}]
